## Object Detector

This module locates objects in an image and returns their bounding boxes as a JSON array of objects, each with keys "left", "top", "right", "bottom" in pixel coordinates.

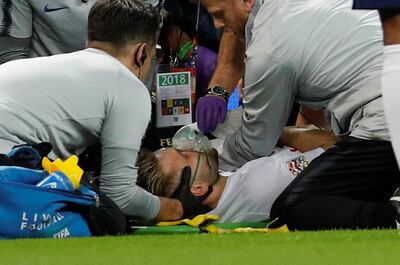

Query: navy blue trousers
[
  {"left": 270, "top": 136, "right": 400, "bottom": 230},
  {"left": 353, "top": 0, "right": 400, "bottom": 9}
]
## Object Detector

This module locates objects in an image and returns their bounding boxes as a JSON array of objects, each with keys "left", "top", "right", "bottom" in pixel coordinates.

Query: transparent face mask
[
  {"left": 172, "top": 125, "right": 212, "bottom": 153},
  {"left": 146, "top": 0, "right": 163, "bottom": 8}
]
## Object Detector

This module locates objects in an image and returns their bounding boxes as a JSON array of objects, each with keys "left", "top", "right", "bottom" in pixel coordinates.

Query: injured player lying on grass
[{"left": 137, "top": 123, "right": 338, "bottom": 223}]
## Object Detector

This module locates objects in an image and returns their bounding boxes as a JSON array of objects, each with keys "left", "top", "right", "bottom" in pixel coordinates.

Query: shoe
[{"left": 389, "top": 188, "right": 400, "bottom": 228}]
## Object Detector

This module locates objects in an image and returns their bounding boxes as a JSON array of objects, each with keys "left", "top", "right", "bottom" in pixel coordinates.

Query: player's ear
[
  {"left": 243, "top": 0, "right": 254, "bottom": 12},
  {"left": 190, "top": 183, "right": 209, "bottom": 197},
  {"left": 134, "top": 43, "right": 147, "bottom": 67}
]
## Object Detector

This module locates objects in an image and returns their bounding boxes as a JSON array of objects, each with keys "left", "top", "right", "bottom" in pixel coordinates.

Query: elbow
[{"left": 239, "top": 139, "right": 274, "bottom": 160}]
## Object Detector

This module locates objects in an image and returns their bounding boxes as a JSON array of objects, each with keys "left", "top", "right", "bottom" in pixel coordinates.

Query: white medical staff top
[
  {"left": 0, "top": 0, "right": 93, "bottom": 61},
  {"left": 0, "top": 48, "right": 159, "bottom": 220},
  {"left": 208, "top": 147, "right": 324, "bottom": 223},
  {"left": 218, "top": 0, "right": 388, "bottom": 171}
]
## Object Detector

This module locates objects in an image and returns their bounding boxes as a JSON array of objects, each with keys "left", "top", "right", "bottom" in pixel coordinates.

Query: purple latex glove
[{"left": 196, "top": 95, "right": 227, "bottom": 133}]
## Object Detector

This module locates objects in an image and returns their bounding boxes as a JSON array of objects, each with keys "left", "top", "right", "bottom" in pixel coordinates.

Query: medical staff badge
[{"left": 287, "top": 156, "right": 309, "bottom": 177}]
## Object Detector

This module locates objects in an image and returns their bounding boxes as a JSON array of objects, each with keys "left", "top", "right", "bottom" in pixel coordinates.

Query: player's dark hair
[{"left": 88, "top": 0, "right": 161, "bottom": 47}]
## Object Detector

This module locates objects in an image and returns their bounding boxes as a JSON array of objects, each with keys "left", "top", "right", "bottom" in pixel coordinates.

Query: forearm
[
  {"left": 379, "top": 10, "right": 400, "bottom": 45},
  {"left": 208, "top": 29, "right": 245, "bottom": 94},
  {"left": 295, "top": 106, "right": 331, "bottom": 130},
  {"left": 100, "top": 178, "right": 160, "bottom": 220},
  {"left": 156, "top": 197, "right": 183, "bottom": 221},
  {"left": 279, "top": 126, "right": 338, "bottom": 152},
  {"left": 218, "top": 55, "right": 296, "bottom": 170}
]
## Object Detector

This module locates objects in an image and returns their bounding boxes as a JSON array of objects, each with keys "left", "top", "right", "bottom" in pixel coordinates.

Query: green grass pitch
[{"left": 1, "top": 230, "right": 400, "bottom": 265}]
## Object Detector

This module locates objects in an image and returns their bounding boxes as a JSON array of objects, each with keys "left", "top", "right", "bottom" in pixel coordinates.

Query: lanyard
[{"left": 170, "top": 0, "right": 201, "bottom": 70}]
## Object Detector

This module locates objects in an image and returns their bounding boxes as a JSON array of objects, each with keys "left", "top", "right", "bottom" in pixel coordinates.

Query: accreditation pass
[{"left": 156, "top": 71, "right": 192, "bottom": 128}]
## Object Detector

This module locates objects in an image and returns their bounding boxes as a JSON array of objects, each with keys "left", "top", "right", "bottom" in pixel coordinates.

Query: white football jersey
[{"left": 208, "top": 146, "right": 324, "bottom": 222}]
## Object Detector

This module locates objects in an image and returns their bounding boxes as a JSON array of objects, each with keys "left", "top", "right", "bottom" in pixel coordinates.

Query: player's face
[
  {"left": 155, "top": 148, "right": 219, "bottom": 197},
  {"left": 201, "top": 0, "right": 251, "bottom": 39}
]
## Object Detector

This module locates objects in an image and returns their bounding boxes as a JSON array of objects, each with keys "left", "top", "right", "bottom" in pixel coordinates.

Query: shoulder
[
  {"left": 73, "top": 49, "right": 135, "bottom": 80},
  {"left": 237, "top": 154, "right": 283, "bottom": 175},
  {"left": 68, "top": 50, "right": 148, "bottom": 99}
]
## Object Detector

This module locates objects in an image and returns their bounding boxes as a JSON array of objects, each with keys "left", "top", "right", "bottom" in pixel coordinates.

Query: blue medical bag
[{"left": 0, "top": 166, "right": 97, "bottom": 239}]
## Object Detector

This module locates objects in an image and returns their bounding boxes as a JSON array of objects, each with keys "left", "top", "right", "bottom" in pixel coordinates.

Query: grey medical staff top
[
  {"left": 0, "top": 0, "right": 161, "bottom": 63},
  {"left": 0, "top": 48, "right": 159, "bottom": 220},
  {"left": 219, "top": 0, "right": 388, "bottom": 171},
  {"left": 0, "top": 0, "right": 93, "bottom": 63}
]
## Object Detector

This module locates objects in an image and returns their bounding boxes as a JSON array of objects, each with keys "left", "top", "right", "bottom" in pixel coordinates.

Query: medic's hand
[
  {"left": 172, "top": 167, "right": 212, "bottom": 219},
  {"left": 196, "top": 95, "right": 227, "bottom": 133}
]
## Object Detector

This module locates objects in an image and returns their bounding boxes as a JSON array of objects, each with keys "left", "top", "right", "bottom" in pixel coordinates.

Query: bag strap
[{"left": 80, "top": 172, "right": 128, "bottom": 236}]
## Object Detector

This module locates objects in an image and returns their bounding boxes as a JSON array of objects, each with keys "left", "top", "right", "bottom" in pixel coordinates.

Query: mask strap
[{"left": 190, "top": 152, "right": 202, "bottom": 186}]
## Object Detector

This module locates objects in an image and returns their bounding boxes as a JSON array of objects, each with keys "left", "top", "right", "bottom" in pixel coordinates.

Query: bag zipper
[{"left": 2, "top": 181, "right": 98, "bottom": 204}]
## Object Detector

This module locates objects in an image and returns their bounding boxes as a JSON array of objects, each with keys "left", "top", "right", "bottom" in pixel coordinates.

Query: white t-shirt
[
  {"left": 208, "top": 146, "right": 324, "bottom": 223},
  {"left": 0, "top": 48, "right": 159, "bottom": 220}
]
